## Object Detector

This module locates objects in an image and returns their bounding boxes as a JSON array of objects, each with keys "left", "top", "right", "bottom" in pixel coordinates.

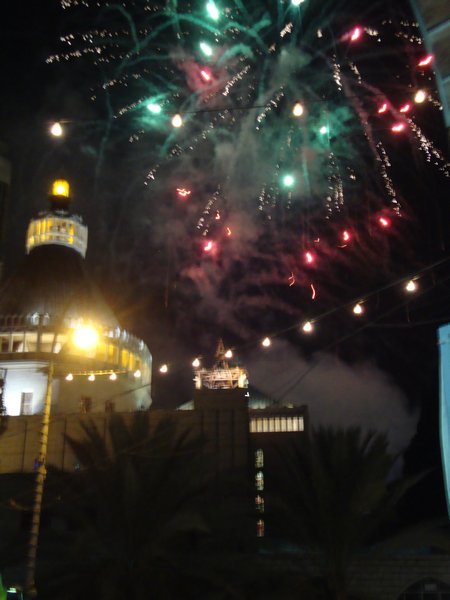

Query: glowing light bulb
[
  {"left": 262, "top": 337, "right": 271, "bottom": 347},
  {"left": 109, "top": 372, "right": 117, "bottom": 381},
  {"left": 350, "top": 26, "right": 362, "bottom": 41},
  {"left": 319, "top": 125, "right": 329, "bottom": 135},
  {"left": 378, "top": 216, "right": 391, "bottom": 228},
  {"left": 159, "top": 364, "right": 168, "bottom": 374},
  {"left": 192, "top": 358, "right": 200, "bottom": 368},
  {"left": 51, "top": 179, "right": 70, "bottom": 198},
  {"left": 50, "top": 122, "right": 63, "bottom": 137},
  {"left": 282, "top": 174, "right": 295, "bottom": 187},
  {"left": 399, "top": 103, "right": 411, "bottom": 113},
  {"left": 72, "top": 325, "right": 99, "bottom": 351},
  {"left": 65, "top": 373, "right": 73, "bottom": 381},
  {"left": 147, "top": 103, "right": 161, "bottom": 114},
  {"left": 391, "top": 122, "right": 405, "bottom": 133},
  {"left": 225, "top": 349, "right": 233, "bottom": 358},
  {"left": 405, "top": 279, "right": 417, "bottom": 293},
  {"left": 134, "top": 369, "right": 141, "bottom": 378},
  {"left": 88, "top": 373, "right": 95, "bottom": 382},
  {"left": 353, "top": 302, "right": 364, "bottom": 315},
  {"left": 418, "top": 54, "right": 433, "bottom": 67},
  {"left": 304, "top": 251, "right": 314, "bottom": 265},
  {"left": 377, "top": 103, "right": 388, "bottom": 114},
  {"left": 302, "top": 321, "right": 313, "bottom": 333},
  {"left": 206, "top": 1, "right": 219, "bottom": 20},
  {"left": 414, "top": 90, "right": 427, "bottom": 104},
  {"left": 171, "top": 114, "right": 183, "bottom": 128},
  {"left": 200, "top": 41, "right": 213, "bottom": 57},
  {"left": 292, "top": 101, "right": 304, "bottom": 117}
]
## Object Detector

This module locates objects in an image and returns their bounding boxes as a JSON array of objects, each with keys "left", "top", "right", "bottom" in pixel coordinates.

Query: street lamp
[{"left": 25, "top": 323, "right": 100, "bottom": 597}]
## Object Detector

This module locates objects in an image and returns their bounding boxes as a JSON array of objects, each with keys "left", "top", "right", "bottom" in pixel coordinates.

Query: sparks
[
  {"left": 391, "top": 122, "right": 405, "bottom": 133},
  {"left": 200, "top": 69, "right": 211, "bottom": 82},
  {"left": 226, "top": 227, "right": 232, "bottom": 236},
  {"left": 341, "top": 230, "right": 351, "bottom": 243},
  {"left": 310, "top": 283, "right": 316, "bottom": 299},
  {"left": 350, "top": 26, "right": 362, "bottom": 41},
  {"left": 399, "top": 103, "right": 411, "bottom": 113},
  {"left": 177, "top": 187, "right": 191, "bottom": 197},
  {"left": 304, "top": 251, "right": 314, "bottom": 265},
  {"left": 377, "top": 103, "right": 388, "bottom": 114},
  {"left": 288, "top": 273, "right": 295, "bottom": 287},
  {"left": 203, "top": 240, "right": 214, "bottom": 252},
  {"left": 378, "top": 216, "right": 391, "bottom": 228},
  {"left": 418, "top": 54, "right": 433, "bottom": 67}
]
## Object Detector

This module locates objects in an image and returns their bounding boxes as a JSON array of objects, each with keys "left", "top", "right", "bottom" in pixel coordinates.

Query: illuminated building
[{"left": 0, "top": 179, "right": 152, "bottom": 419}]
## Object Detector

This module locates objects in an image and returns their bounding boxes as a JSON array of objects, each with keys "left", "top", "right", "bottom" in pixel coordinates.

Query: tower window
[
  {"left": 255, "top": 471, "right": 264, "bottom": 491},
  {"left": 255, "top": 448, "right": 264, "bottom": 468},
  {"left": 256, "top": 519, "right": 265, "bottom": 538},
  {"left": 255, "top": 495, "right": 264, "bottom": 513}
]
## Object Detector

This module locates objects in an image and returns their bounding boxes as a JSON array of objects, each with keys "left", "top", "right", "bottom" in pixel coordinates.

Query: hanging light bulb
[
  {"left": 405, "top": 279, "right": 418, "bottom": 293},
  {"left": 225, "top": 349, "right": 233, "bottom": 358},
  {"left": 88, "top": 373, "right": 95, "bottom": 382},
  {"left": 192, "top": 358, "right": 200, "bottom": 368},
  {"left": 134, "top": 369, "right": 142, "bottom": 378},
  {"left": 302, "top": 321, "right": 313, "bottom": 333},
  {"left": 159, "top": 364, "right": 168, "bottom": 374},
  {"left": 292, "top": 101, "right": 304, "bottom": 117},
  {"left": 353, "top": 302, "right": 364, "bottom": 315},
  {"left": 414, "top": 89, "right": 427, "bottom": 104},
  {"left": 109, "top": 372, "right": 117, "bottom": 381},
  {"left": 171, "top": 114, "right": 183, "bottom": 128},
  {"left": 262, "top": 337, "right": 271, "bottom": 347},
  {"left": 50, "top": 122, "right": 63, "bottom": 137},
  {"left": 65, "top": 373, "right": 73, "bottom": 381}
]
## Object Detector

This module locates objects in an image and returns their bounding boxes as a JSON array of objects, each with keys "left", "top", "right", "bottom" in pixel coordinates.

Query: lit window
[
  {"left": 255, "top": 471, "right": 264, "bottom": 491},
  {"left": 255, "top": 448, "right": 264, "bottom": 468},
  {"left": 256, "top": 519, "right": 265, "bottom": 538},
  {"left": 255, "top": 495, "right": 264, "bottom": 513}
]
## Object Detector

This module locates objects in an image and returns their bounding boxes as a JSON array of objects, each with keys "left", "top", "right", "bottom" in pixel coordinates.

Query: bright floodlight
[
  {"left": 72, "top": 325, "right": 99, "bottom": 351},
  {"left": 50, "top": 122, "right": 63, "bottom": 137},
  {"left": 171, "top": 114, "right": 183, "bottom": 128}
]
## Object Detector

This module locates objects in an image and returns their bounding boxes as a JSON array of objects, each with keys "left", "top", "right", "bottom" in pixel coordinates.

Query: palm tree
[
  {"left": 36, "top": 413, "right": 221, "bottom": 599},
  {"left": 275, "top": 427, "right": 430, "bottom": 600}
]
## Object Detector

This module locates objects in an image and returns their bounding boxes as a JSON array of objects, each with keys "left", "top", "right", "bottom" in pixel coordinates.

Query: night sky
[{"left": 1, "top": 0, "right": 449, "bottom": 518}]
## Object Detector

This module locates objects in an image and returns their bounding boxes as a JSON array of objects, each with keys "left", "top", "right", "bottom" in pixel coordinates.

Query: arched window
[{"left": 397, "top": 577, "right": 450, "bottom": 599}]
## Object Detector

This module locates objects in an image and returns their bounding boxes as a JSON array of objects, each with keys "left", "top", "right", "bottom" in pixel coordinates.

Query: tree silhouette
[{"left": 36, "top": 413, "right": 222, "bottom": 599}]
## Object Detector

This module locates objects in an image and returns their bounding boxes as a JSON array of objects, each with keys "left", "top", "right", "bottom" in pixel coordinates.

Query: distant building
[{"left": 0, "top": 179, "right": 152, "bottom": 418}]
